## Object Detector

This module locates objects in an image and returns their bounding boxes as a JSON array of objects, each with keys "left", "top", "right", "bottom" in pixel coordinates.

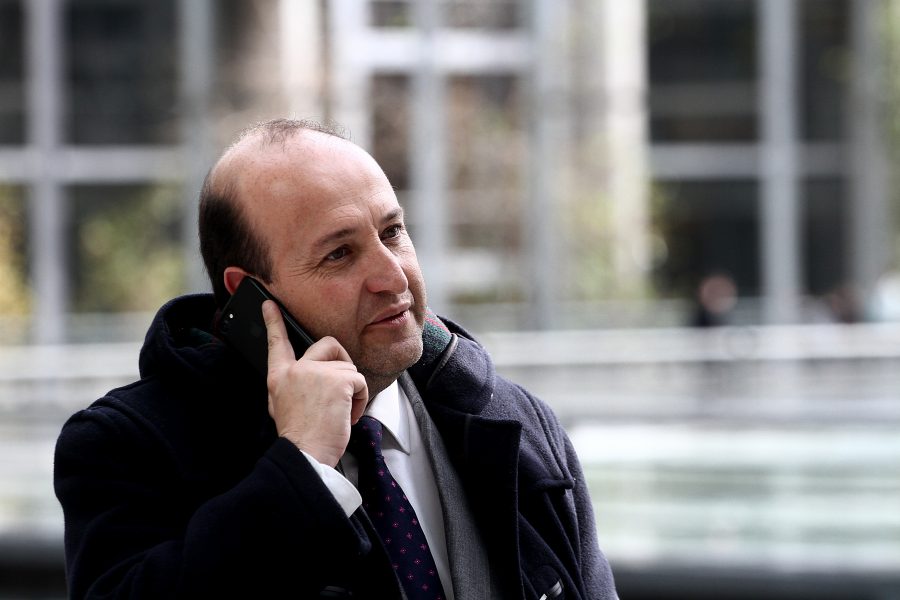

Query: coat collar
[{"left": 408, "top": 316, "right": 496, "bottom": 416}]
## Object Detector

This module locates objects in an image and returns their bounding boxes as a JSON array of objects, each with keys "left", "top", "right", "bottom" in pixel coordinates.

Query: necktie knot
[{"left": 349, "top": 415, "right": 384, "bottom": 461}]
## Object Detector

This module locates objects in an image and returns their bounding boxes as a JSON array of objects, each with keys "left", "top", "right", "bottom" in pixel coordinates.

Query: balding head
[
  {"left": 201, "top": 118, "right": 426, "bottom": 394},
  {"left": 198, "top": 119, "right": 349, "bottom": 306}
]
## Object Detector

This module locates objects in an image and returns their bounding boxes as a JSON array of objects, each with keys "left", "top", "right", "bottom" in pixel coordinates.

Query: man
[{"left": 54, "top": 119, "right": 618, "bottom": 599}]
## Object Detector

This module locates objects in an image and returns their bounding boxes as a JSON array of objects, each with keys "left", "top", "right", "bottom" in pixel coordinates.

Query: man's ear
[{"left": 223, "top": 266, "right": 250, "bottom": 296}]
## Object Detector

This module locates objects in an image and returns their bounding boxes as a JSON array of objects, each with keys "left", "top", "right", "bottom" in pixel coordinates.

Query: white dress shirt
[{"left": 299, "top": 382, "right": 455, "bottom": 600}]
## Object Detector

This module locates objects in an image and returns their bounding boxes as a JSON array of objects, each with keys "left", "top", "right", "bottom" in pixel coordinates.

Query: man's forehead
[
  {"left": 221, "top": 131, "right": 354, "bottom": 203},
  {"left": 222, "top": 127, "right": 346, "bottom": 177},
  {"left": 224, "top": 131, "right": 398, "bottom": 224}
]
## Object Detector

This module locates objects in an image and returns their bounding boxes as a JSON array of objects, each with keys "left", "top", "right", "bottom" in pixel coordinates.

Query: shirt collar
[{"left": 364, "top": 380, "right": 411, "bottom": 455}]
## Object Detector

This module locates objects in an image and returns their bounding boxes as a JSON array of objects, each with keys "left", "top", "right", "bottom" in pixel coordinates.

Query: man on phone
[{"left": 54, "top": 119, "right": 618, "bottom": 599}]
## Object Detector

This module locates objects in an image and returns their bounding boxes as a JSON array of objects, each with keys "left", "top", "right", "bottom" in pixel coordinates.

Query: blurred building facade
[
  {"left": 2, "top": 3, "right": 900, "bottom": 599},
  {"left": 1, "top": 0, "right": 899, "bottom": 344}
]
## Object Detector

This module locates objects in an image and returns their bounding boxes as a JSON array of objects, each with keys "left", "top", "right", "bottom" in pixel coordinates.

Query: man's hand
[{"left": 262, "top": 300, "right": 368, "bottom": 467}]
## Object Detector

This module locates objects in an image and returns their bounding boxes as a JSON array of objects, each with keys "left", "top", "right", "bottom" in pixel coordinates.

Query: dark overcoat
[{"left": 54, "top": 294, "right": 618, "bottom": 599}]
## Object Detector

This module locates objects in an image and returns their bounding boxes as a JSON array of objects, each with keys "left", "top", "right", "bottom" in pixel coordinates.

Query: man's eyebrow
[
  {"left": 383, "top": 207, "right": 404, "bottom": 223},
  {"left": 311, "top": 226, "right": 356, "bottom": 253}
]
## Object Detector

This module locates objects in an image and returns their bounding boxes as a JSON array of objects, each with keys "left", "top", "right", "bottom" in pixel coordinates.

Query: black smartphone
[{"left": 219, "top": 277, "right": 316, "bottom": 376}]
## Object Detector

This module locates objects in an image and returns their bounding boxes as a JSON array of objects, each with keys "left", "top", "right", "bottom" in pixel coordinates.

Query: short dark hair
[{"left": 198, "top": 118, "right": 349, "bottom": 307}]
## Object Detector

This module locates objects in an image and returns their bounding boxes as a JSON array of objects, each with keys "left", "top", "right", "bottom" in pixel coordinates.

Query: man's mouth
[{"left": 369, "top": 303, "right": 412, "bottom": 327}]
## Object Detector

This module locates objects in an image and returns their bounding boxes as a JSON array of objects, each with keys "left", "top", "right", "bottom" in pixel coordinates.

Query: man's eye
[
  {"left": 326, "top": 247, "right": 350, "bottom": 261},
  {"left": 382, "top": 224, "right": 403, "bottom": 239}
]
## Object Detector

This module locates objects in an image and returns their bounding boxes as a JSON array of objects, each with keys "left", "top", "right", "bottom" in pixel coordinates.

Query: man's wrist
[{"left": 297, "top": 448, "right": 362, "bottom": 517}]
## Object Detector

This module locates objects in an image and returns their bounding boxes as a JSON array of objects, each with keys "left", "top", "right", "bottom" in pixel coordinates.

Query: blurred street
[{"left": 2, "top": 323, "right": 899, "bottom": 598}]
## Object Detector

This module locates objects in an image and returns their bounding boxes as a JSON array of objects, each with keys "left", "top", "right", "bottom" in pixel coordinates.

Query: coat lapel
[
  {"left": 401, "top": 374, "right": 502, "bottom": 599},
  {"left": 423, "top": 401, "right": 524, "bottom": 598},
  {"left": 410, "top": 327, "right": 527, "bottom": 598}
]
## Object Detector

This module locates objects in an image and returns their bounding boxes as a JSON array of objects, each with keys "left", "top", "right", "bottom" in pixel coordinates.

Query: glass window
[
  {"left": 799, "top": 0, "right": 849, "bottom": 141},
  {"left": 0, "top": 185, "right": 30, "bottom": 343},
  {"left": 65, "top": 0, "right": 177, "bottom": 145},
  {"left": 68, "top": 185, "right": 183, "bottom": 313},
  {"left": 446, "top": 74, "right": 524, "bottom": 303},
  {"left": 213, "top": 0, "right": 289, "bottom": 121},
  {"left": 0, "top": 0, "right": 24, "bottom": 144},
  {"left": 371, "top": 1, "right": 412, "bottom": 27},
  {"left": 648, "top": 0, "right": 757, "bottom": 142},
  {"left": 371, "top": 74, "right": 412, "bottom": 191},
  {"left": 803, "top": 178, "right": 849, "bottom": 302},
  {"left": 447, "top": 75, "right": 523, "bottom": 246},
  {"left": 443, "top": 0, "right": 520, "bottom": 29},
  {"left": 370, "top": 0, "right": 521, "bottom": 29}
]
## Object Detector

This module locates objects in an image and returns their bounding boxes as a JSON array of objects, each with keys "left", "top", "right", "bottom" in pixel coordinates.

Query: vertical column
[
  {"left": 327, "top": 0, "right": 371, "bottom": 147},
  {"left": 848, "top": 0, "right": 890, "bottom": 304},
  {"left": 178, "top": 0, "right": 214, "bottom": 292},
  {"left": 25, "top": 0, "right": 66, "bottom": 343},
  {"left": 279, "top": 0, "right": 324, "bottom": 118},
  {"left": 599, "top": 0, "right": 649, "bottom": 296},
  {"left": 759, "top": 0, "right": 801, "bottom": 324},
  {"left": 409, "top": 0, "right": 449, "bottom": 313},
  {"left": 527, "top": 0, "right": 569, "bottom": 329}
]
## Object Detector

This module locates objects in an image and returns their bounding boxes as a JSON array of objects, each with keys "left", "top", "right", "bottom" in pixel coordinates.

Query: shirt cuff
[{"left": 298, "top": 449, "right": 362, "bottom": 517}]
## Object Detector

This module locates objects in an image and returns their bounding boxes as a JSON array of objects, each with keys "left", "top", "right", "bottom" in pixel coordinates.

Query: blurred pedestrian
[{"left": 691, "top": 272, "right": 738, "bottom": 327}]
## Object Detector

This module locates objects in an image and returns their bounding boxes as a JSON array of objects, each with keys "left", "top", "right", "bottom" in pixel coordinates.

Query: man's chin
[{"left": 357, "top": 335, "right": 423, "bottom": 382}]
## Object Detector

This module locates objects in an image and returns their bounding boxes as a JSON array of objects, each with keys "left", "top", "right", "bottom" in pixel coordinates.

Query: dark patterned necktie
[{"left": 349, "top": 416, "right": 447, "bottom": 600}]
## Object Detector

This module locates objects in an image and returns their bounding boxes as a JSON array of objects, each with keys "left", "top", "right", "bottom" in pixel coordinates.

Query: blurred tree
[
  {"left": 565, "top": 181, "right": 617, "bottom": 301},
  {"left": 0, "top": 186, "right": 30, "bottom": 315},
  {"left": 71, "top": 185, "right": 183, "bottom": 313}
]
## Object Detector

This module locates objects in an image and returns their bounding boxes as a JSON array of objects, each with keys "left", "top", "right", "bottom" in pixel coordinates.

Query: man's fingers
[
  {"left": 262, "top": 300, "right": 297, "bottom": 368},
  {"left": 349, "top": 373, "right": 369, "bottom": 424}
]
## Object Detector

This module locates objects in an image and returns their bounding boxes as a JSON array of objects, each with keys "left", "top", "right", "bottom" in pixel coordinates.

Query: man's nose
[{"left": 365, "top": 243, "right": 409, "bottom": 295}]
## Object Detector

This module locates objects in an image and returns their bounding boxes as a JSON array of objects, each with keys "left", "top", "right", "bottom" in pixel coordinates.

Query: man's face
[{"left": 235, "top": 132, "right": 426, "bottom": 384}]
